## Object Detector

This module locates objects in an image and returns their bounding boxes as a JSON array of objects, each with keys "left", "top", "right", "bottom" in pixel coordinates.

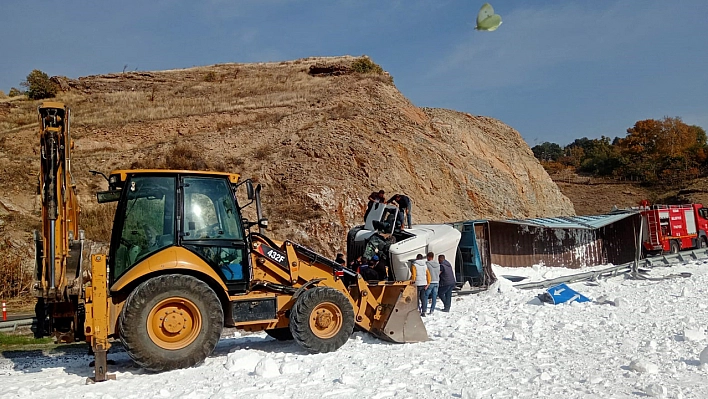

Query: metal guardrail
[
  {"left": 513, "top": 263, "right": 631, "bottom": 290},
  {"left": 639, "top": 248, "right": 708, "bottom": 267},
  {"left": 511, "top": 247, "right": 708, "bottom": 291},
  {"left": 0, "top": 318, "right": 33, "bottom": 333}
]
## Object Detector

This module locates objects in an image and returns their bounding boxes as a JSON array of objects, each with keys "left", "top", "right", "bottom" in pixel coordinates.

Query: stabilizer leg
[{"left": 85, "top": 254, "right": 115, "bottom": 383}]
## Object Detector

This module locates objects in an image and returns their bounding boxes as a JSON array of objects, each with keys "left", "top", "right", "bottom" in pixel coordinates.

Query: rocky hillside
[{"left": 0, "top": 56, "right": 574, "bottom": 257}]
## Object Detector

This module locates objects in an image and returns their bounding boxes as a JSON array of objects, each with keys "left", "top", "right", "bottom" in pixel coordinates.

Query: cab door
[
  {"left": 109, "top": 175, "right": 176, "bottom": 285},
  {"left": 180, "top": 176, "right": 249, "bottom": 294}
]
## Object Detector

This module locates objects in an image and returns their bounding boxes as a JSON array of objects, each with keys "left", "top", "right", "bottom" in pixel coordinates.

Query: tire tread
[
  {"left": 289, "top": 287, "right": 355, "bottom": 353},
  {"left": 119, "top": 274, "right": 223, "bottom": 372}
]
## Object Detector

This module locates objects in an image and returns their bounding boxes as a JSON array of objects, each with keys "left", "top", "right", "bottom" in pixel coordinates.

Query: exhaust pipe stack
[{"left": 255, "top": 184, "right": 265, "bottom": 234}]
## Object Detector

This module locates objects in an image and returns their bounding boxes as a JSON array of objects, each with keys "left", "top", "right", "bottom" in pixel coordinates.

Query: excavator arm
[{"left": 33, "top": 102, "right": 84, "bottom": 342}]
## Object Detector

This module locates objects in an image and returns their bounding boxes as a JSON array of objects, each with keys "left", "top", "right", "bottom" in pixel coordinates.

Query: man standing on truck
[{"left": 387, "top": 193, "right": 412, "bottom": 228}]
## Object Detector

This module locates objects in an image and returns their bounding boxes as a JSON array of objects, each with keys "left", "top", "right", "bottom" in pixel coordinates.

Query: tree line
[{"left": 532, "top": 117, "right": 707, "bottom": 186}]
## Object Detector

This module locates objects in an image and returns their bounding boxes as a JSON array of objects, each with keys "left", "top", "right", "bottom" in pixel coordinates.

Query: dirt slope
[{"left": 0, "top": 56, "right": 574, "bottom": 257}]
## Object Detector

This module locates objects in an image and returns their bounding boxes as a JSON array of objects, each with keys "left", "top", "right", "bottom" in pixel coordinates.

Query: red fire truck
[{"left": 640, "top": 200, "right": 708, "bottom": 254}]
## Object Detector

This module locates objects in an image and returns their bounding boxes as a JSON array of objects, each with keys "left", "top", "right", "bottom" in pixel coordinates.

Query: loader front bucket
[{"left": 354, "top": 282, "right": 428, "bottom": 343}]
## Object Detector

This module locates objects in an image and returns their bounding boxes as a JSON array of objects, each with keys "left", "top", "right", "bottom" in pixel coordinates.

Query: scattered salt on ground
[{"left": 2, "top": 260, "right": 708, "bottom": 399}]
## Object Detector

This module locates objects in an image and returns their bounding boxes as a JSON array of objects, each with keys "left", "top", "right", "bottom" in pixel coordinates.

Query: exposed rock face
[
  {"left": 0, "top": 56, "right": 574, "bottom": 257},
  {"left": 423, "top": 108, "right": 575, "bottom": 218},
  {"left": 50, "top": 76, "right": 71, "bottom": 92}
]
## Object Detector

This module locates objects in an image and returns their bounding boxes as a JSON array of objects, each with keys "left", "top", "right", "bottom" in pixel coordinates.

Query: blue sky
[{"left": 2, "top": 0, "right": 706, "bottom": 145}]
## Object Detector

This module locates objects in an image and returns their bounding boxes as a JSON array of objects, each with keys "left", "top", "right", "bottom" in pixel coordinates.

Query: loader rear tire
[
  {"left": 119, "top": 274, "right": 223, "bottom": 372},
  {"left": 289, "top": 287, "right": 355, "bottom": 353},
  {"left": 265, "top": 328, "right": 293, "bottom": 341}
]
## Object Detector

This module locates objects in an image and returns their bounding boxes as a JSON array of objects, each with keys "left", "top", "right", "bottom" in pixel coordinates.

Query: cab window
[
  {"left": 699, "top": 208, "right": 708, "bottom": 220},
  {"left": 183, "top": 177, "right": 242, "bottom": 240},
  {"left": 182, "top": 245, "right": 248, "bottom": 283}
]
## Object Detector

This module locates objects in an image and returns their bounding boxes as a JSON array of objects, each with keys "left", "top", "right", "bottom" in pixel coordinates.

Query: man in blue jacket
[{"left": 437, "top": 254, "right": 456, "bottom": 312}]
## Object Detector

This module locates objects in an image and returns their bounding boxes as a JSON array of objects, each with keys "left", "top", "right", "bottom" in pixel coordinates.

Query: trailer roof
[{"left": 504, "top": 211, "right": 639, "bottom": 230}]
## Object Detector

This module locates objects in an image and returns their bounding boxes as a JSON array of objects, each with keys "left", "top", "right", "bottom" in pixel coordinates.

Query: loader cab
[{"left": 101, "top": 171, "right": 251, "bottom": 293}]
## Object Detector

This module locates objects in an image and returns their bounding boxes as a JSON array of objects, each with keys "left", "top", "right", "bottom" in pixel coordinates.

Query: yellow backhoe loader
[{"left": 33, "top": 102, "right": 427, "bottom": 382}]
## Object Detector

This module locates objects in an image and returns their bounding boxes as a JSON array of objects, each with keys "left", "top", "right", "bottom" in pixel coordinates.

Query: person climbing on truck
[
  {"left": 387, "top": 194, "right": 412, "bottom": 228},
  {"left": 364, "top": 189, "right": 386, "bottom": 222}
]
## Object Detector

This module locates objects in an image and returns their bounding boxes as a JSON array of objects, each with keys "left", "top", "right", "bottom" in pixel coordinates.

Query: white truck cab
[{"left": 348, "top": 203, "right": 461, "bottom": 281}]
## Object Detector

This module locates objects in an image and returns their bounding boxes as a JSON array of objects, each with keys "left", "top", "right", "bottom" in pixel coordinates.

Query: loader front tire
[
  {"left": 119, "top": 274, "right": 223, "bottom": 372},
  {"left": 289, "top": 287, "right": 355, "bottom": 353}
]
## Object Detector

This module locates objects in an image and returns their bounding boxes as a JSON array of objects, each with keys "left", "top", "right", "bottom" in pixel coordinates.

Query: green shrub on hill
[
  {"left": 351, "top": 57, "right": 384, "bottom": 74},
  {"left": 8, "top": 87, "right": 24, "bottom": 97},
  {"left": 203, "top": 71, "right": 217, "bottom": 82},
  {"left": 21, "top": 69, "right": 57, "bottom": 100}
]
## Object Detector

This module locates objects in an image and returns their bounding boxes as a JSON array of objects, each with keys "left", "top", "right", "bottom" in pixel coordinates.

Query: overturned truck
[
  {"left": 348, "top": 205, "right": 642, "bottom": 290},
  {"left": 347, "top": 203, "right": 496, "bottom": 288}
]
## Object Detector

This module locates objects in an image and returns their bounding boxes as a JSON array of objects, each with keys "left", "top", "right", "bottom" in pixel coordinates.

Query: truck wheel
[
  {"left": 700, "top": 237, "right": 708, "bottom": 249},
  {"left": 289, "top": 287, "right": 355, "bottom": 353},
  {"left": 265, "top": 328, "right": 293, "bottom": 341},
  {"left": 119, "top": 274, "right": 223, "bottom": 372},
  {"left": 669, "top": 240, "right": 680, "bottom": 254}
]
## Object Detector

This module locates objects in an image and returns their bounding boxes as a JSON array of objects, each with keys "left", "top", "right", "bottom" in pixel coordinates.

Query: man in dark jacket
[
  {"left": 386, "top": 194, "right": 412, "bottom": 228},
  {"left": 359, "top": 256, "right": 380, "bottom": 281},
  {"left": 370, "top": 255, "right": 388, "bottom": 281},
  {"left": 437, "top": 254, "right": 456, "bottom": 312}
]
